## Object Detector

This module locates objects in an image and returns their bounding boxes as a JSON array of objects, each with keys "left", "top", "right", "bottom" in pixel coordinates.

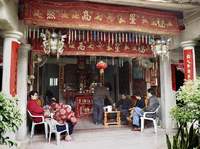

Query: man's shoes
[{"left": 131, "top": 127, "right": 141, "bottom": 131}]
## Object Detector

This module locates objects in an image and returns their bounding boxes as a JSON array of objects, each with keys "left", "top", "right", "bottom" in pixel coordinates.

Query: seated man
[
  {"left": 116, "top": 94, "right": 131, "bottom": 124},
  {"left": 132, "top": 88, "right": 160, "bottom": 131}
]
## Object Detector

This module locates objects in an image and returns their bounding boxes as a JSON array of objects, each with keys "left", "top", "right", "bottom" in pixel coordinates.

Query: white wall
[
  {"left": 181, "top": 11, "right": 200, "bottom": 41},
  {"left": 170, "top": 11, "right": 200, "bottom": 51},
  {"left": 0, "top": 0, "right": 19, "bottom": 30}
]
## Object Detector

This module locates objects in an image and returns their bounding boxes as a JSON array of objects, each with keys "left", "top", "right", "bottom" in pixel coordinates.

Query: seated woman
[
  {"left": 27, "top": 91, "right": 44, "bottom": 123},
  {"left": 127, "top": 95, "right": 145, "bottom": 123},
  {"left": 116, "top": 94, "right": 132, "bottom": 124},
  {"left": 50, "top": 100, "right": 77, "bottom": 141},
  {"left": 135, "top": 96, "right": 145, "bottom": 109}
]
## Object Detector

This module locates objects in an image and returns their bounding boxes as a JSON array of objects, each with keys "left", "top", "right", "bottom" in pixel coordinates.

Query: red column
[
  {"left": 181, "top": 41, "right": 196, "bottom": 81},
  {"left": 2, "top": 31, "right": 23, "bottom": 96},
  {"left": 171, "top": 64, "right": 176, "bottom": 91},
  {"left": 10, "top": 41, "right": 20, "bottom": 96}
]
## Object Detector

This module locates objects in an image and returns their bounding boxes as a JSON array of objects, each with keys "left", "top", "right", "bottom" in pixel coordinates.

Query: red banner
[
  {"left": 10, "top": 41, "right": 20, "bottom": 97},
  {"left": 31, "top": 39, "right": 153, "bottom": 58},
  {"left": 171, "top": 64, "right": 176, "bottom": 91},
  {"left": 20, "top": 0, "right": 181, "bottom": 35},
  {"left": 184, "top": 49, "right": 194, "bottom": 80}
]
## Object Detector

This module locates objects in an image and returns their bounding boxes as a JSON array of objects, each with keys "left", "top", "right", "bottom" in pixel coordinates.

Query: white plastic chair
[
  {"left": 27, "top": 110, "right": 48, "bottom": 140},
  {"left": 45, "top": 118, "right": 69, "bottom": 145},
  {"left": 140, "top": 105, "right": 160, "bottom": 133}
]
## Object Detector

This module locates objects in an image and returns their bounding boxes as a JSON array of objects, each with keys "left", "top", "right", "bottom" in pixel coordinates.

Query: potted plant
[
  {"left": 0, "top": 92, "right": 22, "bottom": 148},
  {"left": 166, "top": 78, "right": 200, "bottom": 149}
]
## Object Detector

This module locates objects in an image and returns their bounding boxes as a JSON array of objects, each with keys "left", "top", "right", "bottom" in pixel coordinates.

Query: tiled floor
[
  {"left": 21, "top": 126, "right": 168, "bottom": 149},
  {"left": 19, "top": 116, "right": 169, "bottom": 149},
  {"left": 75, "top": 116, "right": 104, "bottom": 130}
]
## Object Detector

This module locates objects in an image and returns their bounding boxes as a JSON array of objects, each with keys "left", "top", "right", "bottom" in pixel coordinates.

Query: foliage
[
  {"left": 171, "top": 79, "right": 200, "bottom": 124},
  {"left": 0, "top": 93, "right": 22, "bottom": 147},
  {"left": 166, "top": 78, "right": 200, "bottom": 149},
  {"left": 166, "top": 124, "right": 199, "bottom": 149}
]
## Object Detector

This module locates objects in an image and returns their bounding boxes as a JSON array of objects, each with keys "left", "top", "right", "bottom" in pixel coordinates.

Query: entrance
[
  {"left": 39, "top": 56, "right": 130, "bottom": 103},
  {"left": 175, "top": 69, "right": 184, "bottom": 91},
  {"left": 40, "top": 63, "right": 59, "bottom": 101},
  {"left": 38, "top": 56, "right": 156, "bottom": 129}
]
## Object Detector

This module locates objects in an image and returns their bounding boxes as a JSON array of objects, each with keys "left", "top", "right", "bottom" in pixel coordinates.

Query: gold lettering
[
  {"left": 186, "top": 55, "right": 191, "bottom": 59},
  {"left": 82, "top": 10, "right": 92, "bottom": 21},
  {"left": 187, "top": 74, "right": 191, "bottom": 79},
  {"left": 94, "top": 15, "right": 103, "bottom": 21},
  {"left": 151, "top": 18, "right": 166, "bottom": 28},
  {"left": 72, "top": 12, "right": 80, "bottom": 19},
  {"left": 106, "top": 14, "right": 115, "bottom": 22},
  {"left": 187, "top": 64, "right": 191, "bottom": 68},
  {"left": 33, "top": 9, "right": 44, "bottom": 19},
  {"left": 129, "top": 13, "right": 136, "bottom": 24},
  {"left": 118, "top": 16, "right": 126, "bottom": 24},
  {"left": 47, "top": 9, "right": 56, "bottom": 20}
]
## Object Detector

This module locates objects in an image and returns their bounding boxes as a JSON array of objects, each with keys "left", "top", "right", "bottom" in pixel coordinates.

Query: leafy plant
[
  {"left": 166, "top": 123, "right": 199, "bottom": 149},
  {"left": 0, "top": 92, "right": 22, "bottom": 147},
  {"left": 166, "top": 78, "right": 200, "bottom": 149}
]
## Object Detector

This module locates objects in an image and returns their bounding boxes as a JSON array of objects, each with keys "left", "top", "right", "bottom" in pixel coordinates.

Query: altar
[
  {"left": 63, "top": 90, "right": 93, "bottom": 118},
  {"left": 74, "top": 94, "right": 93, "bottom": 118}
]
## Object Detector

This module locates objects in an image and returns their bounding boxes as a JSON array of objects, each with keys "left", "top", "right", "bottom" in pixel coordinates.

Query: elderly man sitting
[
  {"left": 116, "top": 94, "right": 131, "bottom": 124},
  {"left": 132, "top": 88, "right": 159, "bottom": 131}
]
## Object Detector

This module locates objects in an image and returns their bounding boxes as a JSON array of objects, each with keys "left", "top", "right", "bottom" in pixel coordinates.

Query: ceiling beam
[{"left": 79, "top": 0, "right": 200, "bottom": 11}]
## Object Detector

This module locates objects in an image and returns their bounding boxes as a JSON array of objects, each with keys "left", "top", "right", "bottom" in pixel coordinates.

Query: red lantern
[
  {"left": 96, "top": 61, "right": 107, "bottom": 84},
  {"left": 96, "top": 60, "right": 107, "bottom": 74}
]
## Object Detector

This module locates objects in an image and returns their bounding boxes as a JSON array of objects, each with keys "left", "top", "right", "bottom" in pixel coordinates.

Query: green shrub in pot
[
  {"left": 0, "top": 92, "right": 22, "bottom": 147},
  {"left": 166, "top": 79, "right": 200, "bottom": 149}
]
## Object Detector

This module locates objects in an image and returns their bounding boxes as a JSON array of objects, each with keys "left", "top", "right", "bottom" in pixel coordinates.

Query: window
[
  {"left": 49, "top": 78, "right": 58, "bottom": 86},
  {"left": 133, "top": 66, "right": 144, "bottom": 80}
]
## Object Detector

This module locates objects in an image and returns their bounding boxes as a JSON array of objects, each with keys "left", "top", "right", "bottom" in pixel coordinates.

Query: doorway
[
  {"left": 40, "top": 63, "right": 59, "bottom": 100},
  {"left": 175, "top": 69, "right": 184, "bottom": 91},
  {"left": 38, "top": 56, "right": 133, "bottom": 129}
]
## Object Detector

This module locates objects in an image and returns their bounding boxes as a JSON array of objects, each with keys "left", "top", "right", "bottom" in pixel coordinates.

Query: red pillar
[
  {"left": 2, "top": 31, "right": 23, "bottom": 96},
  {"left": 181, "top": 41, "right": 196, "bottom": 81},
  {"left": 10, "top": 41, "right": 20, "bottom": 96}
]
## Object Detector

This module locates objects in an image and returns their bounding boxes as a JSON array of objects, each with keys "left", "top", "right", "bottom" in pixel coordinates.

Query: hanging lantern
[
  {"left": 96, "top": 60, "right": 107, "bottom": 74},
  {"left": 96, "top": 60, "right": 107, "bottom": 84},
  {"left": 151, "top": 37, "right": 171, "bottom": 58},
  {"left": 41, "top": 30, "right": 66, "bottom": 58}
]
